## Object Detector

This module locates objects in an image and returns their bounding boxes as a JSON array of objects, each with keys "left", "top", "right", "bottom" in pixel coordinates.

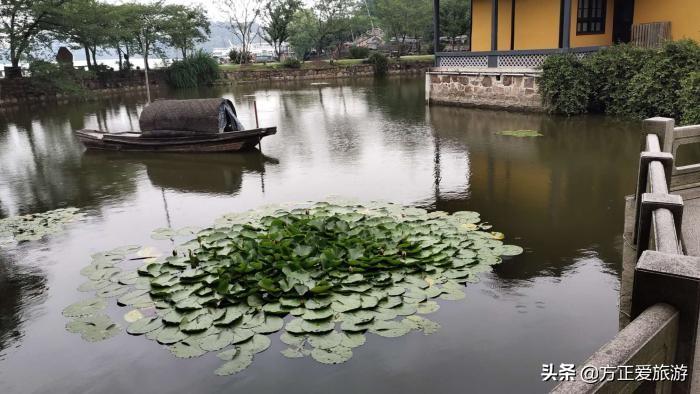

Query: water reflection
[
  {"left": 427, "top": 106, "right": 640, "bottom": 281},
  {"left": 0, "top": 253, "right": 48, "bottom": 360},
  {"left": 81, "top": 151, "right": 278, "bottom": 195},
  {"left": 0, "top": 77, "right": 642, "bottom": 393}
]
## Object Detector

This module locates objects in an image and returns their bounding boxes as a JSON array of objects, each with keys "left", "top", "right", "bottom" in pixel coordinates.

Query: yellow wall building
[{"left": 469, "top": 0, "right": 700, "bottom": 52}]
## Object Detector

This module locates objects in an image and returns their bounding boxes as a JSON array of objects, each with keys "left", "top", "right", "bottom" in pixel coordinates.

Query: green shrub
[
  {"left": 540, "top": 54, "right": 591, "bottom": 115},
  {"left": 28, "top": 60, "right": 87, "bottom": 96},
  {"left": 679, "top": 71, "right": 700, "bottom": 125},
  {"left": 585, "top": 44, "right": 653, "bottom": 115},
  {"left": 626, "top": 39, "right": 700, "bottom": 119},
  {"left": 367, "top": 52, "right": 389, "bottom": 77},
  {"left": 165, "top": 51, "right": 219, "bottom": 89},
  {"left": 348, "top": 46, "right": 370, "bottom": 59},
  {"left": 228, "top": 48, "right": 252, "bottom": 64},
  {"left": 281, "top": 57, "right": 302, "bottom": 69}
]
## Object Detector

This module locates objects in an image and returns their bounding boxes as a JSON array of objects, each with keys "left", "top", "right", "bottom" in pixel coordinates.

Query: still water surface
[{"left": 0, "top": 77, "right": 641, "bottom": 393}]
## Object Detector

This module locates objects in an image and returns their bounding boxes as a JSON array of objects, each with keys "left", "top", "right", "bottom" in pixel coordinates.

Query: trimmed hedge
[
  {"left": 540, "top": 40, "right": 700, "bottom": 124},
  {"left": 540, "top": 54, "right": 591, "bottom": 116}
]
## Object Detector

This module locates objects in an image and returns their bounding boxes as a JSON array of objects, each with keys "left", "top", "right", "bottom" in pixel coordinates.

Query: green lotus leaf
[
  {"left": 238, "top": 334, "right": 271, "bottom": 354},
  {"left": 307, "top": 330, "right": 343, "bottom": 349},
  {"left": 156, "top": 326, "right": 188, "bottom": 344},
  {"left": 285, "top": 318, "right": 306, "bottom": 334},
  {"left": 281, "top": 347, "right": 309, "bottom": 359},
  {"left": 440, "top": 289, "right": 466, "bottom": 301},
  {"left": 301, "top": 307, "right": 334, "bottom": 321},
  {"left": 180, "top": 313, "right": 214, "bottom": 332},
  {"left": 169, "top": 339, "right": 207, "bottom": 358},
  {"left": 301, "top": 319, "right": 335, "bottom": 333},
  {"left": 127, "top": 316, "right": 163, "bottom": 335},
  {"left": 386, "top": 286, "right": 406, "bottom": 296},
  {"left": 279, "top": 297, "right": 302, "bottom": 307},
  {"left": 340, "top": 332, "right": 366, "bottom": 348},
  {"left": 215, "top": 352, "right": 254, "bottom": 376},
  {"left": 62, "top": 298, "right": 106, "bottom": 317},
  {"left": 231, "top": 328, "right": 256, "bottom": 344},
  {"left": 117, "top": 289, "right": 151, "bottom": 306},
  {"left": 416, "top": 301, "right": 440, "bottom": 314},
  {"left": 403, "top": 315, "right": 441, "bottom": 335},
  {"left": 252, "top": 315, "right": 284, "bottom": 334},
  {"left": 200, "top": 329, "right": 235, "bottom": 351},
  {"left": 310, "top": 345, "right": 352, "bottom": 364},
  {"left": 369, "top": 320, "right": 411, "bottom": 338},
  {"left": 66, "top": 314, "right": 120, "bottom": 342},
  {"left": 500, "top": 245, "right": 524, "bottom": 256},
  {"left": 280, "top": 332, "right": 306, "bottom": 346},
  {"left": 217, "top": 347, "right": 238, "bottom": 361},
  {"left": 215, "top": 305, "right": 248, "bottom": 326},
  {"left": 304, "top": 297, "right": 332, "bottom": 310},
  {"left": 331, "top": 295, "right": 362, "bottom": 313}
]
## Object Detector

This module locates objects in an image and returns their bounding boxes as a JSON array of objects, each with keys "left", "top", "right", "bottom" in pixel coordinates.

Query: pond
[{"left": 0, "top": 77, "right": 641, "bottom": 393}]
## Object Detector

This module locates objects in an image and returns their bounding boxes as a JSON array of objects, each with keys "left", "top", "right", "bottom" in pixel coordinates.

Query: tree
[
  {"left": 440, "top": 0, "right": 470, "bottom": 49},
  {"left": 0, "top": 0, "right": 70, "bottom": 70},
  {"left": 161, "top": 5, "right": 210, "bottom": 60},
  {"left": 262, "top": 0, "right": 301, "bottom": 59},
  {"left": 375, "top": 0, "right": 431, "bottom": 55},
  {"left": 121, "top": 2, "right": 168, "bottom": 73},
  {"left": 287, "top": 8, "right": 318, "bottom": 59},
  {"left": 45, "top": 0, "right": 113, "bottom": 71},
  {"left": 220, "top": 0, "right": 263, "bottom": 64}
]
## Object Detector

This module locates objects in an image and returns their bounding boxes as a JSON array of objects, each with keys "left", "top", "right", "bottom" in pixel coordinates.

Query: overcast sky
[{"left": 104, "top": 0, "right": 315, "bottom": 22}]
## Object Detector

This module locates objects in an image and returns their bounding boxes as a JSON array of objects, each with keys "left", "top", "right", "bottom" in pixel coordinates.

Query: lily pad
[
  {"left": 66, "top": 314, "right": 120, "bottom": 342},
  {"left": 127, "top": 316, "right": 163, "bottom": 335},
  {"left": 215, "top": 352, "right": 254, "bottom": 376},
  {"left": 310, "top": 345, "right": 353, "bottom": 364},
  {"left": 62, "top": 298, "right": 106, "bottom": 318}
]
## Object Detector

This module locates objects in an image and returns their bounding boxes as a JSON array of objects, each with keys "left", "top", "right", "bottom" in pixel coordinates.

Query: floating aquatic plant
[
  {"left": 65, "top": 201, "right": 523, "bottom": 376},
  {"left": 495, "top": 130, "right": 543, "bottom": 138},
  {"left": 0, "top": 207, "right": 83, "bottom": 245}
]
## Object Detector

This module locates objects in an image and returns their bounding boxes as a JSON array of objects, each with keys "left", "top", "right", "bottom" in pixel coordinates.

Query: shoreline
[{"left": 0, "top": 61, "right": 433, "bottom": 108}]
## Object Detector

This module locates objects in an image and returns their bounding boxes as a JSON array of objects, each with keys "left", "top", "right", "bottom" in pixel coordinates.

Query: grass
[{"left": 219, "top": 55, "right": 434, "bottom": 72}]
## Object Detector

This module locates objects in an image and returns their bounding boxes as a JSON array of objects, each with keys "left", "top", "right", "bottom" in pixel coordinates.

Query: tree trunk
[
  {"left": 182, "top": 47, "right": 187, "bottom": 60},
  {"left": 85, "top": 46, "right": 92, "bottom": 70},
  {"left": 91, "top": 47, "right": 98, "bottom": 70},
  {"left": 117, "top": 48, "right": 123, "bottom": 71}
]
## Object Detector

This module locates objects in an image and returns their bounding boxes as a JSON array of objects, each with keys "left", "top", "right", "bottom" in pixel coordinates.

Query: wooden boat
[{"left": 75, "top": 98, "right": 277, "bottom": 153}]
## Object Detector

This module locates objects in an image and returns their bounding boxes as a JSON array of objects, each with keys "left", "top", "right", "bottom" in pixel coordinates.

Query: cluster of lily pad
[
  {"left": 495, "top": 130, "right": 543, "bottom": 138},
  {"left": 64, "top": 201, "right": 523, "bottom": 376},
  {"left": 0, "top": 207, "right": 83, "bottom": 245}
]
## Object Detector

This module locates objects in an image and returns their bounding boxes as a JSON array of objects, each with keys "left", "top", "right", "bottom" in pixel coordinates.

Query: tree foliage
[
  {"left": 161, "top": 5, "right": 210, "bottom": 60},
  {"left": 0, "top": 0, "right": 69, "bottom": 68},
  {"left": 262, "top": 0, "right": 301, "bottom": 59},
  {"left": 375, "top": 0, "right": 430, "bottom": 55}
]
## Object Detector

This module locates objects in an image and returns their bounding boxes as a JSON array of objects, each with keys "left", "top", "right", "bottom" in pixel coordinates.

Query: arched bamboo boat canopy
[{"left": 139, "top": 98, "right": 245, "bottom": 137}]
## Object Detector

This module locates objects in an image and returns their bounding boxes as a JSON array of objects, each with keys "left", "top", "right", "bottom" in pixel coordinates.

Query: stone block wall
[
  {"left": 0, "top": 70, "right": 165, "bottom": 107},
  {"left": 426, "top": 71, "right": 543, "bottom": 111},
  {"left": 221, "top": 61, "right": 431, "bottom": 82}
]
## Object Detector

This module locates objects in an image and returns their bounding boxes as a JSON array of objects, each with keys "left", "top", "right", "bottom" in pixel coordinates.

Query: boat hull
[{"left": 74, "top": 127, "right": 277, "bottom": 153}]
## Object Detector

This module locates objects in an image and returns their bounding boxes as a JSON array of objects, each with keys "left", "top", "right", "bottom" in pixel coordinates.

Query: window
[{"left": 576, "top": 0, "right": 607, "bottom": 35}]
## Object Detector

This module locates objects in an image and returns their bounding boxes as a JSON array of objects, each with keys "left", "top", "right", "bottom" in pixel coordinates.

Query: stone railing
[
  {"left": 553, "top": 119, "right": 700, "bottom": 393},
  {"left": 645, "top": 117, "right": 700, "bottom": 195}
]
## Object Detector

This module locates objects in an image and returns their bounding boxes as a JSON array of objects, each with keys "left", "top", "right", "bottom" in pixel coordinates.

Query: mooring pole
[
  {"left": 142, "top": 28, "right": 151, "bottom": 103},
  {"left": 253, "top": 100, "right": 260, "bottom": 128}
]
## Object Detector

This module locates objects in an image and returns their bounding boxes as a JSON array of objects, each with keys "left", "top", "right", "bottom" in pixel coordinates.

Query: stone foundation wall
[
  {"left": 426, "top": 70, "right": 543, "bottom": 111},
  {"left": 221, "top": 61, "right": 431, "bottom": 82},
  {"left": 0, "top": 70, "right": 164, "bottom": 107}
]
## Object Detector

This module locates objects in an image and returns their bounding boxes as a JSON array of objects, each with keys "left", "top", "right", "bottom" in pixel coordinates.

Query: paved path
[{"left": 683, "top": 196, "right": 700, "bottom": 257}]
